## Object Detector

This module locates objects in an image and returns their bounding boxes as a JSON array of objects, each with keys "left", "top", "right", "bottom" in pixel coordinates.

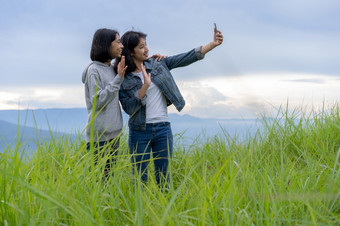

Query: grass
[{"left": 1, "top": 104, "right": 340, "bottom": 225}]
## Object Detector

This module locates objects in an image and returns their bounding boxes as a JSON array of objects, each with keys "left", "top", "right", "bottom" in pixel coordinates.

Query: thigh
[
  {"left": 152, "top": 122, "right": 173, "bottom": 159},
  {"left": 129, "top": 129, "right": 152, "bottom": 162}
]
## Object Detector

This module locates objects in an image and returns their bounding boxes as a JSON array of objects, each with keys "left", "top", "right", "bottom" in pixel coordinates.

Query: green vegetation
[{"left": 1, "top": 104, "right": 340, "bottom": 225}]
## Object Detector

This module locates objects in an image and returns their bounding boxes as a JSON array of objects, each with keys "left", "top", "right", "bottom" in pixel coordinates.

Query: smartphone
[{"left": 214, "top": 23, "right": 217, "bottom": 30}]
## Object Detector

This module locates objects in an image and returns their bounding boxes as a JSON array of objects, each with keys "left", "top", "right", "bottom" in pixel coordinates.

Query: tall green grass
[{"left": 1, "top": 104, "right": 340, "bottom": 225}]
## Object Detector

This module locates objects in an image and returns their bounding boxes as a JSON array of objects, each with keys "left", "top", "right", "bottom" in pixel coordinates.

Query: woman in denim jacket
[{"left": 115, "top": 27, "right": 223, "bottom": 186}]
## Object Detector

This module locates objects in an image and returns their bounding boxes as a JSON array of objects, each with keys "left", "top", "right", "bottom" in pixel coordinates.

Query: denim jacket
[{"left": 119, "top": 47, "right": 205, "bottom": 131}]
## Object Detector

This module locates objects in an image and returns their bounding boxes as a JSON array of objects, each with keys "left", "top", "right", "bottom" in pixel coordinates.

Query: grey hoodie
[{"left": 82, "top": 61, "right": 124, "bottom": 142}]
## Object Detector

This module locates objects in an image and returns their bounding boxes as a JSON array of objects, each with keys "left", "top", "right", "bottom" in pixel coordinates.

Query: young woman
[
  {"left": 82, "top": 28, "right": 127, "bottom": 178},
  {"left": 115, "top": 27, "right": 223, "bottom": 185}
]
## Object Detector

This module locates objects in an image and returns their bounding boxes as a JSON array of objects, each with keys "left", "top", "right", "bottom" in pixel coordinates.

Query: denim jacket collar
[{"left": 144, "top": 58, "right": 155, "bottom": 71}]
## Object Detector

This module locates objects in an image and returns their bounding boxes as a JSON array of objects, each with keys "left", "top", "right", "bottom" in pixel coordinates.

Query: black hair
[
  {"left": 90, "top": 28, "right": 119, "bottom": 63},
  {"left": 114, "top": 31, "right": 147, "bottom": 74}
]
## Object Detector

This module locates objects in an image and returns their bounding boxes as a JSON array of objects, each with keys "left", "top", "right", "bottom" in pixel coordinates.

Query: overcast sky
[{"left": 1, "top": 0, "right": 339, "bottom": 118}]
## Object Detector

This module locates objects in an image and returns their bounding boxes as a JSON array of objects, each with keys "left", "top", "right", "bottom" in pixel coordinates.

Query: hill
[
  {"left": 0, "top": 119, "right": 77, "bottom": 153},
  {"left": 0, "top": 108, "right": 259, "bottom": 151}
]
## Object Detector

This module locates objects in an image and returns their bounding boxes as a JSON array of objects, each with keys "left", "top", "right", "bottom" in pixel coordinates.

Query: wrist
[{"left": 209, "top": 42, "right": 217, "bottom": 49}]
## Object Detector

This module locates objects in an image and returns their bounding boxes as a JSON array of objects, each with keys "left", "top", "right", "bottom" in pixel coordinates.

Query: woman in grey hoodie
[{"left": 82, "top": 28, "right": 127, "bottom": 178}]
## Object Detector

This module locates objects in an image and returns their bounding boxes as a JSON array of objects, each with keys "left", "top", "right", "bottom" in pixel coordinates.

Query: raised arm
[
  {"left": 163, "top": 27, "right": 223, "bottom": 70},
  {"left": 138, "top": 63, "right": 151, "bottom": 99},
  {"left": 119, "top": 64, "right": 151, "bottom": 116},
  {"left": 87, "top": 57, "right": 126, "bottom": 111},
  {"left": 200, "top": 27, "right": 224, "bottom": 55},
  {"left": 87, "top": 73, "right": 124, "bottom": 111}
]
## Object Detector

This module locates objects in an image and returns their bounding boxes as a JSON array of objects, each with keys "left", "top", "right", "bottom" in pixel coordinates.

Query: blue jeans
[
  {"left": 129, "top": 122, "right": 173, "bottom": 185},
  {"left": 86, "top": 138, "right": 120, "bottom": 179}
]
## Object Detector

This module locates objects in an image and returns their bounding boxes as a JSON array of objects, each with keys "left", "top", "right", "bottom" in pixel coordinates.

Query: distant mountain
[
  {"left": 0, "top": 108, "right": 88, "bottom": 134},
  {"left": 0, "top": 119, "right": 77, "bottom": 154},
  {"left": 0, "top": 108, "right": 260, "bottom": 151}
]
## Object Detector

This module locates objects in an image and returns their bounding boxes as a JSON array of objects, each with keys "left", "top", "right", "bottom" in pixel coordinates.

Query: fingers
[
  {"left": 214, "top": 29, "right": 223, "bottom": 45},
  {"left": 140, "top": 63, "right": 146, "bottom": 73},
  {"left": 150, "top": 54, "right": 167, "bottom": 61},
  {"left": 150, "top": 54, "right": 159, "bottom": 59},
  {"left": 117, "top": 56, "right": 127, "bottom": 77},
  {"left": 157, "top": 55, "right": 167, "bottom": 61},
  {"left": 140, "top": 63, "right": 151, "bottom": 85},
  {"left": 141, "top": 64, "right": 151, "bottom": 77},
  {"left": 122, "top": 65, "right": 128, "bottom": 72},
  {"left": 118, "top": 56, "right": 125, "bottom": 68},
  {"left": 140, "top": 63, "right": 148, "bottom": 77},
  {"left": 117, "top": 63, "right": 127, "bottom": 77},
  {"left": 217, "top": 33, "right": 223, "bottom": 42}
]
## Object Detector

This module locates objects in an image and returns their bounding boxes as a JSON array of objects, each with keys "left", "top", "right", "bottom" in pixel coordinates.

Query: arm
[
  {"left": 163, "top": 27, "right": 223, "bottom": 70},
  {"left": 87, "top": 73, "right": 124, "bottom": 111},
  {"left": 88, "top": 57, "right": 127, "bottom": 111},
  {"left": 119, "top": 88, "right": 146, "bottom": 116},
  {"left": 138, "top": 63, "right": 151, "bottom": 99},
  {"left": 200, "top": 27, "right": 223, "bottom": 55},
  {"left": 119, "top": 64, "right": 151, "bottom": 115},
  {"left": 163, "top": 47, "right": 204, "bottom": 70}
]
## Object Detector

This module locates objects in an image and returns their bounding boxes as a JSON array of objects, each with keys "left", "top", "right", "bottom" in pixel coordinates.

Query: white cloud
[
  {"left": 169, "top": 73, "right": 340, "bottom": 118},
  {"left": 1, "top": 73, "right": 340, "bottom": 119},
  {"left": 0, "top": 85, "right": 85, "bottom": 110},
  {"left": 1, "top": 0, "right": 340, "bottom": 119}
]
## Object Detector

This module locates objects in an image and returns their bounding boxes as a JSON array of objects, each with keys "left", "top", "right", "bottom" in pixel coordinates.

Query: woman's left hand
[
  {"left": 117, "top": 56, "right": 128, "bottom": 77},
  {"left": 150, "top": 54, "right": 167, "bottom": 61},
  {"left": 212, "top": 28, "right": 223, "bottom": 47}
]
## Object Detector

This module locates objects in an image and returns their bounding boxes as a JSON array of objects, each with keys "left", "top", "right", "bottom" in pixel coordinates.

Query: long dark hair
[
  {"left": 90, "top": 28, "right": 119, "bottom": 63},
  {"left": 114, "top": 31, "right": 147, "bottom": 74}
]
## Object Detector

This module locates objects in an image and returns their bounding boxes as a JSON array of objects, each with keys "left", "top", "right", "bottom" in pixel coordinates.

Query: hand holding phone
[{"left": 213, "top": 23, "right": 223, "bottom": 46}]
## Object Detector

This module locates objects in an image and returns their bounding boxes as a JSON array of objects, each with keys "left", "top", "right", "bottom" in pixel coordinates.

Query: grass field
[{"left": 1, "top": 104, "right": 340, "bottom": 225}]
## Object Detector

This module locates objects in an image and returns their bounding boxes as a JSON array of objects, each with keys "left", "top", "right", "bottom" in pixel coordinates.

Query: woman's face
[
  {"left": 131, "top": 38, "right": 149, "bottom": 62},
  {"left": 109, "top": 34, "right": 124, "bottom": 58}
]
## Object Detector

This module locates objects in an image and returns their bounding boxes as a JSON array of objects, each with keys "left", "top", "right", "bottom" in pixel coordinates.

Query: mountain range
[{"left": 0, "top": 108, "right": 259, "bottom": 152}]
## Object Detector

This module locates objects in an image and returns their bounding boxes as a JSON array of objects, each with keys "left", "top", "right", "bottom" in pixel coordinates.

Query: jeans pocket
[{"left": 162, "top": 122, "right": 170, "bottom": 127}]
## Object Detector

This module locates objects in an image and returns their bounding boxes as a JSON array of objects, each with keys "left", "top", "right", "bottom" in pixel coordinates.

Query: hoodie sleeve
[{"left": 86, "top": 72, "right": 124, "bottom": 111}]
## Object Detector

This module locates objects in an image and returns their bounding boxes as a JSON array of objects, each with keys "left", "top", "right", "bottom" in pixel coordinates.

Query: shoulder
[
  {"left": 121, "top": 72, "right": 136, "bottom": 88},
  {"left": 144, "top": 58, "right": 162, "bottom": 69},
  {"left": 85, "top": 62, "right": 102, "bottom": 74}
]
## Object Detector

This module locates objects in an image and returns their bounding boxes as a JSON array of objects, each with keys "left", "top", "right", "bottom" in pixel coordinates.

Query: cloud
[
  {"left": 171, "top": 81, "right": 266, "bottom": 118},
  {"left": 1, "top": 0, "right": 340, "bottom": 88},
  {"left": 0, "top": 85, "right": 85, "bottom": 109},
  {"left": 181, "top": 83, "right": 227, "bottom": 107},
  {"left": 1, "top": 0, "right": 340, "bottom": 119},
  {"left": 282, "top": 78, "right": 326, "bottom": 84}
]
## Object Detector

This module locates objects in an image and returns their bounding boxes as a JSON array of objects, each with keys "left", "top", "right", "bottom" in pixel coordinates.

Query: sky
[{"left": 0, "top": 0, "right": 339, "bottom": 119}]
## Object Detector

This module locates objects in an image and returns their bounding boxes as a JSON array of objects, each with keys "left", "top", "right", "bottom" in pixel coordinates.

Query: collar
[{"left": 144, "top": 58, "right": 154, "bottom": 70}]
